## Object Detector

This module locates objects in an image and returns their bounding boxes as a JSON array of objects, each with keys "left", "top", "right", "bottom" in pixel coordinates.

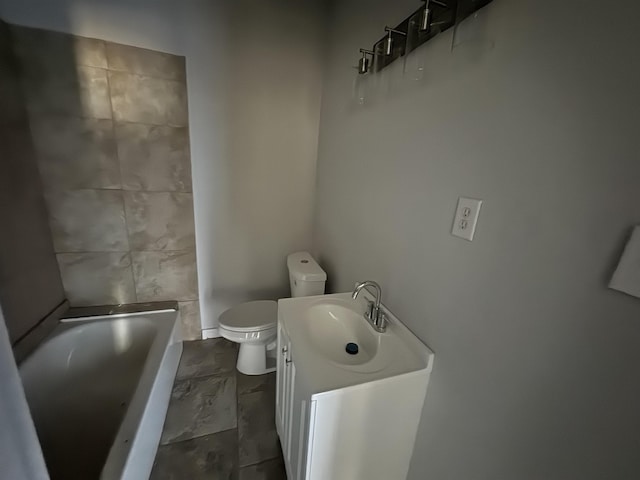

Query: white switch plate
[{"left": 451, "top": 197, "right": 482, "bottom": 241}]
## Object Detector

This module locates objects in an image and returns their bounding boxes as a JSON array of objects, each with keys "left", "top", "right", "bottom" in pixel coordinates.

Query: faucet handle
[
  {"left": 375, "top": 311, "right": 388, "bottom": 332},
  {"left": 365, "top": 300, "right": 376, "bottom": 320}
]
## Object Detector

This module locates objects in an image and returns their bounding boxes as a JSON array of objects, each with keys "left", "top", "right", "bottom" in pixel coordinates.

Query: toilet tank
[{"left": 287, "top": 252, "right": 326, "bottom": 297}]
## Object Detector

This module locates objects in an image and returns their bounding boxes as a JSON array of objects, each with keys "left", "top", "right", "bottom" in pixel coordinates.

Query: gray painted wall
[
  {"left": 0, "top": 0, "right": 326, "bottom": 333},
  {"left": 0, "top": 20, "right": 65, "bottom": 344},
  {"left": 10, "top": 25, "right": 201, "bottom": 339},
  {"left": 314, "top": 0, "right": 640, "bottom": 478}
]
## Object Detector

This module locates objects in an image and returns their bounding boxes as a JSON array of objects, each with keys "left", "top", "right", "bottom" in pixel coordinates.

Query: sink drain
[{"left": 345, "top": 342, "right": 359, "bottom": 355}]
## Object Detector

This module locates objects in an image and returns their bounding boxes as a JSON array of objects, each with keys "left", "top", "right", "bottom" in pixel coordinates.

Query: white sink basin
[
  {"left": 278, "top": 293, "right": 432, "bottom": 390},
  {"left": 302, "top": 302, "right": 391, "bottom": 371}
]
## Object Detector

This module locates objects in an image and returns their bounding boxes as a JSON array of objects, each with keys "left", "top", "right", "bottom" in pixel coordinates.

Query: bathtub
[{"left": 19, "top": 308, "right": 183, "bottom": 480}]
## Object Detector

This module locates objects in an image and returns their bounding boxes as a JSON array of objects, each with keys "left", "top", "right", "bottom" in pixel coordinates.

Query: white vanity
[{"left": 276, "top": 290, "right": 434, "bottom": 480}]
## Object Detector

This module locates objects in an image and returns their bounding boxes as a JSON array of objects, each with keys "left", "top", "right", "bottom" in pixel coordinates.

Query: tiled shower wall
[
  {"left": 10, "top": 25, "right": 201, "bottom": 339},
  {"left": 0, "top": 20, "right": 65, "bottom": 344}
]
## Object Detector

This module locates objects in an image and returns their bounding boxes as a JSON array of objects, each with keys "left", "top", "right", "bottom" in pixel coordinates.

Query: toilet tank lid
[{"left": 287, "top": 251, "right": 327, "bottom": 282}]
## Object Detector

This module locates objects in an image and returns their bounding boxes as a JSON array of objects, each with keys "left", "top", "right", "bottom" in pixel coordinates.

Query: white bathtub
[{"left": 19, "top": 308, "right": 183, "bottom": 480}]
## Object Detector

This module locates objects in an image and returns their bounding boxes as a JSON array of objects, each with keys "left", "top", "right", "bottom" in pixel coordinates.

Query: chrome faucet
[{"left": 351, "top": 280, "right": 387, "bottom": 333}]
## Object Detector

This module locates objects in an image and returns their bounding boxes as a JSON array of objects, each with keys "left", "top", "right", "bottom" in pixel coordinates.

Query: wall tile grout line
[
  {"left": 104, "top": 60, "right": 138, "bottom": 303},
  {"left": 35, "top": 62, "right": 189, "bottom": 86},
  {"left": 20, "top": 110, "right": 191, "bottom": 130},
  {"left": 107, "top": 68, "right": 188, "bottom": 85},
  {"left": 40, "top": 188, "right": 194, "bottom": 194},
  {"left": 54, "top": 249, "right": 197, "bottom": 254}
]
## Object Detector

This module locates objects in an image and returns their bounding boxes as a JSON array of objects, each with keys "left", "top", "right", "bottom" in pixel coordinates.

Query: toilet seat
[{"left": 218, "top": 300, "right": 277, "bottom": 333}]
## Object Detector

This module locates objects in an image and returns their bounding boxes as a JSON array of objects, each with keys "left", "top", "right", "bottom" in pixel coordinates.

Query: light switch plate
[{"left": 451, "top": 197, "right": 482, "bottom": 241}]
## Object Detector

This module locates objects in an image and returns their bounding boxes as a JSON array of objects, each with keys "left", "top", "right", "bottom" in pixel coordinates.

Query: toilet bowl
[
  {"left": 218, "top": 251, "right": 326, "bottom": 375},
  {"left": 218, "top": 300, "right": 278, "bottom": 375}
]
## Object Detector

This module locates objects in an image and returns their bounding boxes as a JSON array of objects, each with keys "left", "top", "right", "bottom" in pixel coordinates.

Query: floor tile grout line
[
  {"left": 174, "top": 370, "right": 237, "bottom": 383},
  {"left": 238, "top": 454, "right": 283, "bottom": 470},
  {"left": 160, "top": 426, "right": 239, "bottom": 447}
]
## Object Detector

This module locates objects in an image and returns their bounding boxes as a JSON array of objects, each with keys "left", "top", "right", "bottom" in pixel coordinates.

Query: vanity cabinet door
[
  {"left": 276, "top": 325, "right": 286, "bottom": 437},
  {"left": 289, "top": 372, "right": 315, "bottom": 480},
  {"left": 276, "top": 326, "right": 294, "bottom": 461},
  {"left": 276, "top": 325, "right": 315, "bottom": 480}
]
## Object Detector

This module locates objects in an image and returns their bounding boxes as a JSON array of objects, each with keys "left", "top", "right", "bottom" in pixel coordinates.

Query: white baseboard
[{"left": 201, "top": 327, "right": 220, "bottom": 339}]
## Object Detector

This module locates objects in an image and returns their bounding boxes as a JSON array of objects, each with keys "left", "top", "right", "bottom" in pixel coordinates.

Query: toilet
[{"left": 218, "top": 251, "right": 327, "bottom": 375}]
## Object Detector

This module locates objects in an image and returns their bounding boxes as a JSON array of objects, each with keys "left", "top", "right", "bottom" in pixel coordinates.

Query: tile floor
[{"left": 150, "top": 339, "right": 286, "bottom": 480}]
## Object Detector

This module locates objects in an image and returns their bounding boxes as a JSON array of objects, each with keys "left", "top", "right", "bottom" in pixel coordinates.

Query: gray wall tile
[
  {"left": 11, "top": 26, "right": 112, "bottom": 119},
  {"left": 124, "top": 192, "right": 195, "bottom": 251},
  {"left": 115, "top": 123, "right": 191, "bottom": 191},
  {"left": 106, "top": 42, "right": 185, "bottom": 81},
  {"left": 0, "top": 75, "right": 26, "bottom": 126},
  {"left": 22, "top": 66, "right": 112, "bottom": 119},
  {"left": 0, "top": 129, "right": 65, "bottom": 342},
  {"left": 132, "top": 250, "right": 198, "bottom": 301},
  {"left": 0, "top": 129, "right": 60, "bottom": 275},
  {"left": 31, "top": 116, "right": 120, "bottom": 190},
  {"left": 0, "top": 20, "right": 65, "bottom": 343},
  {"left": 10, "top": 25, "right": 107, "bottom": 80},
  {"left": 109, "top": 71, "right": 188, "bottom": 126},
  {"left": 0, "top": 263, "right": 64, "bottom": 342},
  {"left": 11, "top": 25, "right": 107, "bottom": 73},
  {"left": 160, "top": 375, "right": 236, "bottom": 444},
  {"left": 78, "top": 66, "right": 112, "bottom": 118},
  {"left": 0, "top": 26, "right": 27, "bottom": 127},
  {"left": 46, "top": 189, "right": 129, "bottom": 252},
  {"left": 178, "top": 301, "right": 202, "bottom": 341},
  {"left": 57, "top": 252, "right": 136, "bottom": 305},
  {"left": 75, "top": 37, "right": 107, "bottom": 69},
  {"left": 9, "top": 26, "right": 198, "bottom": 311}
]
